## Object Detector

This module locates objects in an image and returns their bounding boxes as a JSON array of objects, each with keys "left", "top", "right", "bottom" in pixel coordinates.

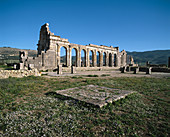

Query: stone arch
[
  {"left": 60, "top": 46, "right": 67, "bottom": 67},
  {"left": 89, "top": 50, "right": 94, "bottom": 67},
  {"left": 96, "top": 51, "right": 100, "bottom": 67},
  {"left": 71, "top": 48, "right": 78, "bottom": 66},
  {"left": 81, "top": 49, "right": 86, "bottom": 67},
  {"left": 109, "top": 53, "right": 112, "bottom": 67},
  {"left": 103, "top": 52, "right": 106, "bottom": 66}
]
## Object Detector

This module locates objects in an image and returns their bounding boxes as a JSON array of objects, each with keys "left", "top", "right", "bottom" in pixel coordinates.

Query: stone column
[
  {"left": 115, "top": 54, "right": 121, "bottom": 67},
  {"left": 56, "top": 45, "right": 60, "bottom": 66},
  {"left": 109, "top": 53, "right": 113, "bottom": 67},
  {"left": 124, "top": 53, "right": 127, "bottom": 66},
  {"left": 146, "top": 67, "right": 152, "bottom": 74},
  {"left": 106, "top": 52, "right": 109, "bottom": 66},
  {"left": 76, "top": 48, "right": 80, "bottom": 67},
  {"left": 87, "top": 48, "right": 90, "bottom": 67},
  {"left": 84, "top": 49, "right": 87, "bottom": 67},
  {"left": 112, "top": 53, "right": 114, "bottom": 67},
  {"left": 100, "top": 52, "right": 103, "bottom": 67},
  {"left": 66, "top": 47, "right": 70, "bottom": 67},
  {"left": 134, "top": 67, "right": 139, "bottom": 74},
  {"left": 127, "top": 66, "right": 131, "bottom": 72},
  {"left": 121, "top": 53, "right": 127, "bottom": 66},
  {"left": 121, "top": 66, "right": 127, "bottom": 73},
  {"left": 78, "top": 48, "right": 81, "bottom": 67},
  {"left": 71, "top": 66, "right": 76, "bottom": 74},
  {"left": 55, "top": 44, "right": 58, "bottom": 68},
  {"left": 57, "top": 65, "right": 62, "bottom": 74},
  {"left": 68, "top": 47, "right": 71, "bottom": 67},
  {"left": 19, "top": 63, "right": 24, "bottom": 69},
  {"left": 94, "top": 50, "right": 97, "bottom": 67},
  {"left": 118, "top": 54, "right": 121, "bottom": 67}
]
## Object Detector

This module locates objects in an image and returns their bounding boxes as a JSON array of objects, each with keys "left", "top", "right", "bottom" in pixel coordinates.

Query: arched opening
[
  {"left": 103, "top": 52, "right": 106, "bottom": 66},
  {"left": 60, "top": 46, "right": 67, "bottom": 67},
  {"left": 71, "top": 48, "right": 77, "bottom": 66},
  {"left": 97, "top": 51, "right": 100, "bottom": 67},
  {"left": 89, "top": 50, "right": 94, "bottom": 67},
  {"left": 114, "top": 54, "right": 117, "bottom": 67},
  {"left": 81, "top": 49, "right": 86, "bottom": 67},
  {"left": 109, "top": 53, "right": 112, "bottom": 67}
]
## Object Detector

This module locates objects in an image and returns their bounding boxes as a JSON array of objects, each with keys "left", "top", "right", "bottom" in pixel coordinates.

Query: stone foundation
[
  {"left": 55, "top": 85, "right": 135, "bottom": 108},
  {"left": 0, "top": 69, "right": 41, "bottom": 79}
]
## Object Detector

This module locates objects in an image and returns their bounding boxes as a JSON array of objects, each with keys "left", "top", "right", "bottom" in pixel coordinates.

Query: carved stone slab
[{"left": 55, "top": 85, "right": 135, "bottom": 108}]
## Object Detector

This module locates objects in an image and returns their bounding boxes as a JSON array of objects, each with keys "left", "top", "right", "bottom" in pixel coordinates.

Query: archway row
[{"left": 59, "top": 46, "right": 116, "bottom": 67}]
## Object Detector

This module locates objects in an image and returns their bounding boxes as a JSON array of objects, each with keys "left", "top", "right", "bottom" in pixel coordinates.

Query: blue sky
[{"left": 0, "top": 0, "right": 170, "bottom": 52}]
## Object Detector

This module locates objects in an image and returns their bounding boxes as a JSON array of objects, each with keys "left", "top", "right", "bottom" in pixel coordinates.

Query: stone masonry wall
[{"left": 0, "top": 69, "right": 41, "bottom": 79}]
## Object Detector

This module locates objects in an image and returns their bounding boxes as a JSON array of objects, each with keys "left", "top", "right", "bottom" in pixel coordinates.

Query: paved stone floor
[{"left": 55, "top": 85, "right": 135, "bottom": 108}]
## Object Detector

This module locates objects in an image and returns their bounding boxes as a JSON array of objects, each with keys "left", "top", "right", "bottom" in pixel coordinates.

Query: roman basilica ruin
[{"left": 19, "top": 23, "right": 127, "bottom": 71}]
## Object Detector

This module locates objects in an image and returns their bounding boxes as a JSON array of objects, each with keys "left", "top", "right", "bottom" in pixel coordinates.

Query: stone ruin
[
  {"left": 18, "top": 23, "right": 127, "bottom": 71},
  {"left": 128, "top": 55, "right": 138, "bottom": 67},
  {"left": 0, "top": 69, "right": 41, "bottom": 79},
  {"left": 55, "top": 85, "right": 135, "bottom": 108}
]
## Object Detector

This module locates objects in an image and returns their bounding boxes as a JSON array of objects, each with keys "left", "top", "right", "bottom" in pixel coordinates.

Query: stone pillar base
[
  {"left": 57, "top": 65, "right": 62, "bottom": 74},
  {"left": 121, "top": 66, "right": 127, "bottom": 73},
  {"left": 71, "top": 66, "right": 76, "bottom": 74},
  {"left": 146, "top": 67, "right": 152, "bottom": 74},
  {"left": 134, "top": 67, "right": 139, "bottom": 74},
  {"left": 126, "top": 66, "right": 131, "bottom": 72}
]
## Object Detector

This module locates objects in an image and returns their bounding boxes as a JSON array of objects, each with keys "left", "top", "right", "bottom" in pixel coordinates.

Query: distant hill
[
  {"left": 0, "top": 47, "right": 37, "bottom": 63},
  {"left": 0, "top": 47, "right": 169, "bottom": 66},
  {"left": 127, "top": 50, "right": 170, "bottom": 66}
]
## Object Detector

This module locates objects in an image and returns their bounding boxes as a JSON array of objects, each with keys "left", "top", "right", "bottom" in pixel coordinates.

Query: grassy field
[
  {"left": 0, "top": 76, "right": 169, "bottom": 136},
  {"left": 0, "top": 65, "right": 13, "bottom": 70}
]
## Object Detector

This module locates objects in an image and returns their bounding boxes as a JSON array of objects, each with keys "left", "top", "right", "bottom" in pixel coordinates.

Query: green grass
[
  {"left": 0, "top": 76, "right": 169, "bottom": 136},
  {"left": 0, "top": 64, "right": 13, "bottom": 70},
  {"left": 101, "top": 74, "right": 110, "bottom": 77}
]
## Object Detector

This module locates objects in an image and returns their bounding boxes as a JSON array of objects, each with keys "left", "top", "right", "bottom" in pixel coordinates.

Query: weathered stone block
[
  {"left": 99, "top": 68, "right": 102, "bottom": 71},
  {"left": 20, "top": 63, "right": 24, "bottom": 69},
  {"left": 146, "top": 67, "right": 152, "bottom": 74},
  {"left": 13, "top": 64, "right": 17, "bottom": 70},
  {"left": 134, "top": 67, "right": 139, "bottom": 74},
  {"left": 28, "top": 64, "right": 34, "bottom": 70},
  {"left": 126, "top": 66, "right": 131, "bottom": 72},
  {"left": 71, "top": 66, "right": 76, "bottom": 74},
  {"left": 57, "top": 65, "right": 62, "bottom": 74},
  {"left": 121, "top": 66, "right": 127, "bottom": 73},
  {"left": 55, "top": 85, "right": 135, "bottom": 108}
]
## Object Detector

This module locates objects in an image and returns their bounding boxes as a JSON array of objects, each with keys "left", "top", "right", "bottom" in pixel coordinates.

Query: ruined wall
[
  {"left": 0, "top": 69, "right": 41, "bottom": 79},
  {"left": 20, "top": 23, "right": 127, "bottom": 70}
]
